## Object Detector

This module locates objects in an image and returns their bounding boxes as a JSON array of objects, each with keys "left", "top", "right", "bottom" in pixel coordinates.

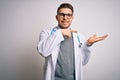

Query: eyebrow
[{"left": 58, "top": 13, "right": 73, "bottom": 15}]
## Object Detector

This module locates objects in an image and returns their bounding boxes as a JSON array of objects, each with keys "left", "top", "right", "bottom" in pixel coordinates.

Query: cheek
[
  {"left": 56, "top": 17, "right": 61, "bottom": 22},
  {"left": 69, "top": 19, "right": 73, "bottom": 23},
  {"left": 58, "top": 19, "right": 63, "bottom": 24}
]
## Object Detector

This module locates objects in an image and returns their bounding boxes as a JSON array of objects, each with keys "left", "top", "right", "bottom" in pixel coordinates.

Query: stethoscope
[
  {"left": 51, "top": 28, "right": 82, "bottom": 48},
  {"left": 77, "top": 35, "right": 82, "bottom": 47}
]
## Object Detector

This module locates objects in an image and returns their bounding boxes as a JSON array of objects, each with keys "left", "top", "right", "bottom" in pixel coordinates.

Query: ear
[{"left": 56, "top": 15, "right": 58, "bottom": 21}]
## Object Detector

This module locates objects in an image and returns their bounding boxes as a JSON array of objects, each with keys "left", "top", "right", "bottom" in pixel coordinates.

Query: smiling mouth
[
  {"left": 62, "top": 22, "right": 68, "bottom": 25},
  {"left": 62, "top": 21, "right": 69, "bottom": 24}
]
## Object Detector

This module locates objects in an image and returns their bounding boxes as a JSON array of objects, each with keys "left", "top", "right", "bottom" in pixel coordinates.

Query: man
[{"left": 37, "top": 3, "right": 108, "bottom": 80}]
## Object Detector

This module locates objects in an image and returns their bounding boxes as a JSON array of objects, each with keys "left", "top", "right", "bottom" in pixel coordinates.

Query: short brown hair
[{"left": 57, "top": 3, "right": 74, "bottom": 14}]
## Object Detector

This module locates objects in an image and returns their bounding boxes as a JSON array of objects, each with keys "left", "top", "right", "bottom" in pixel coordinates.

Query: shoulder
[
  {"left": 73, "top": 32, "right": 85, "bottom": 38},
  {"left": 40, "top": 26, "right": 58, "bottom": 35},
  {"left": 77, "top": 33, "right": 85, "bottom": 39}
]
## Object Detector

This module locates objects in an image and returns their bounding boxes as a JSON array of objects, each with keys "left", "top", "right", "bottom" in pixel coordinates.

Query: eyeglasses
[{"left": 57, "top": 13, "right": 73, "bottom": 19}]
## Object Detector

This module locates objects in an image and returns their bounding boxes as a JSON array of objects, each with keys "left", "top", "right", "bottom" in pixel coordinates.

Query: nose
[{"left": 63, "top": 15, "right": 67, "bottom": 19}]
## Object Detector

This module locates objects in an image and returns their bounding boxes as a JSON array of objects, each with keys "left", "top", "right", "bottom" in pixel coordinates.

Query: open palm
[{"left": 87, "top": 34, "right": 108, "bottom": 45}]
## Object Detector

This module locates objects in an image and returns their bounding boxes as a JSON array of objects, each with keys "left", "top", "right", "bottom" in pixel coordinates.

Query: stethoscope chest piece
[{"left": 79, "top": 43, "right": 82, "bottom": 48}]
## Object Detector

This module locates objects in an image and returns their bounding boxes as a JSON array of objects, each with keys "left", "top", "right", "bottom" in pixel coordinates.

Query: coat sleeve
[
  {"left": 81, "top": 42, "right": 92, "bottom": 65},
  {"left": 37, "top": 28, "right": 64, "bottom": 57},
  {"left": 79, "top": 34, "right": 92, "bottom": 66}
]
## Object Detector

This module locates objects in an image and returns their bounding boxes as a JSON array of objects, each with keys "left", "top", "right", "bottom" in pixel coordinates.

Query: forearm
[{"left": 38, "top": 29, "right": 64, "bottom": 57}]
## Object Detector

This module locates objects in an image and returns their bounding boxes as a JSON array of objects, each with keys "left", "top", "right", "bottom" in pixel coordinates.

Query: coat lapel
[{"left": 73, "top": 33, "right": 83, "bottom": 80}]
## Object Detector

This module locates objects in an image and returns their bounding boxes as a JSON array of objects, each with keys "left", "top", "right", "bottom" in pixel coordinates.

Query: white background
[{"left": 0, "top": 0, "right": 120, "bottom": 80}]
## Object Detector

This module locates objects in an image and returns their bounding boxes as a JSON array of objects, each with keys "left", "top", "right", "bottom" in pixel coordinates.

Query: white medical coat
[{"left": 37, "top": 26, "right": 91, "bottom": 80}]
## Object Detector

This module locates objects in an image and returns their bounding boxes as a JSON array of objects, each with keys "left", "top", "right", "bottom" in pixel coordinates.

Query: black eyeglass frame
[{"left": 57, "top": 13, "right": 73, "bottom": 18}]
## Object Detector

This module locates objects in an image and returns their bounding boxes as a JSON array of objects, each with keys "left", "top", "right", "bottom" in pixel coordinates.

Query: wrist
[{"left": 86, "top": 41, "right": 93, "bottom": 47}]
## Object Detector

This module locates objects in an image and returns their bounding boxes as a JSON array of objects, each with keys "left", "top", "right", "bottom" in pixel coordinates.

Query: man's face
[{"left": 56, "top": 8, "right": 73, "bottom": 29}]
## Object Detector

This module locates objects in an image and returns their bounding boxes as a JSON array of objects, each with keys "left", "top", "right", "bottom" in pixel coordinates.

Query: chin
[
  {"left": 59, "top": 24, "right": 70, "bottom": 29},
  {"left": 60, "top": 26, "right": 69, "bottom": 29}
]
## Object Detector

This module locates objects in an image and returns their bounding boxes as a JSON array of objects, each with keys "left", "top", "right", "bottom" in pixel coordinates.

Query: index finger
[{"left": 70, "top": 29, "right": 78, "bottom": 33}]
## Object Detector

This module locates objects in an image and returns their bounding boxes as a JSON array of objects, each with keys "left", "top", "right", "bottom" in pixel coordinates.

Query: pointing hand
[{"left": 61, "top": 29, "right": 77, "bottom": 38}]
